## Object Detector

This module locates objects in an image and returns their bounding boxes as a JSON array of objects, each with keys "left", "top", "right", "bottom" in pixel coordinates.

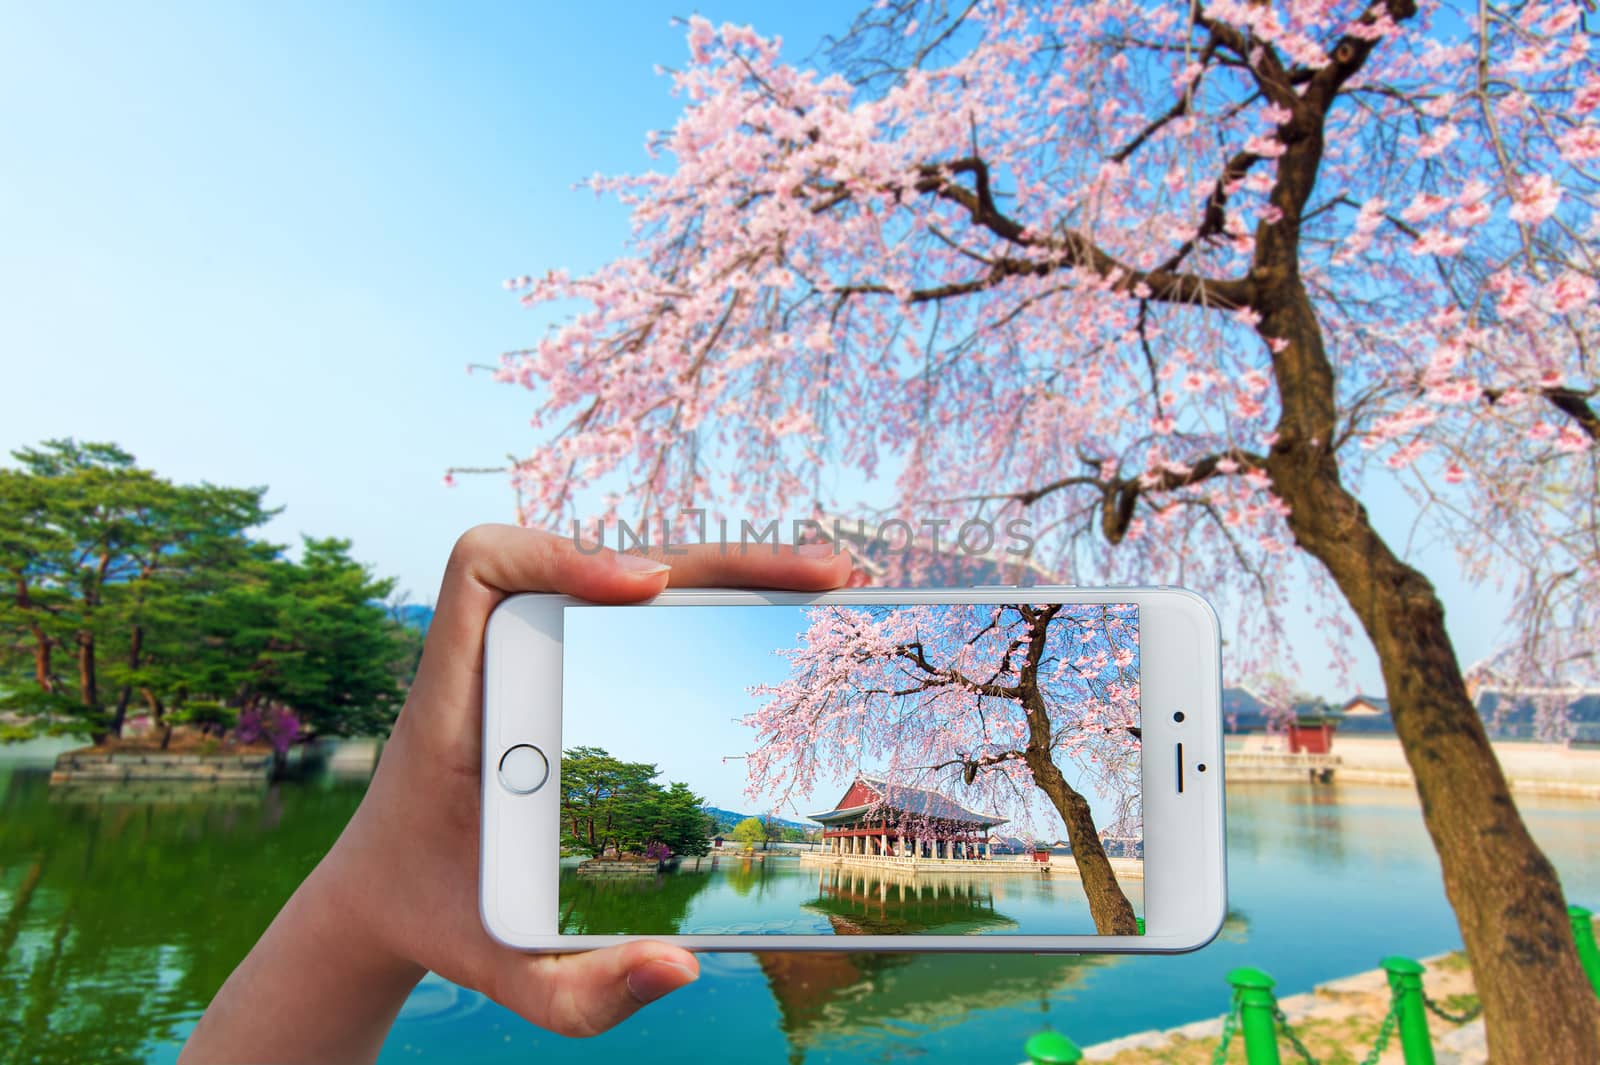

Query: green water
[
  {"left": 1, "top": 755, "right": 1597, "bottom": 1065},
  {"left": 558, "top": 858, "right": 1142, "bottom": 936}
]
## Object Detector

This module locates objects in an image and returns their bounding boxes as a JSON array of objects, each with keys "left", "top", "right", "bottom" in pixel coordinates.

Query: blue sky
[
  {"left": 561, "top": 604, "right": 1128, "bottom": 835},
  {"left": 563, "top": 605, "right": 834, "bottom": 817},
  {"left": 0, "top": 2, "right": 1512, "bottom": 700},
  {"left": 0, "top": 0, "right": 858, "bottom": 597}
]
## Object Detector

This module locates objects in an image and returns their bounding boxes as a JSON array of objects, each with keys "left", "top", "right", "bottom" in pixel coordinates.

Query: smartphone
[{"left": 480, "top": 587, "right": 1225, "bottom": 953}]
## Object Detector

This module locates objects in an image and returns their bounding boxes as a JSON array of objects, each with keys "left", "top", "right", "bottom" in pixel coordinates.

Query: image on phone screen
[{"left": 557, "top": 602, "right": 1144, "bottom": 937}]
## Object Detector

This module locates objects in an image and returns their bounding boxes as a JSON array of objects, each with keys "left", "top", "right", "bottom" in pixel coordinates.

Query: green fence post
[
  {"left": 1227, "top": 966, "right": 1282, "bottom": 1065},
  {"left": 1382, "top": 956, "right": 1436, "bottom": 1065},
  {"left": 1023, "top": 1030, "right": 1082, "bottom": 1064},
  {"left": 1570, "top": 905, "right": 1600, "bottom": 996}
]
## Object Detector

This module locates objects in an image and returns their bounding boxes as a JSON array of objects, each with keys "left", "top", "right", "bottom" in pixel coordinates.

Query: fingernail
[
  {"left": 613, "top": 552, "right": 671, "bottom": 575},
  {"left": 625, "top": 960, "right": 698, "bottom": 1004},
  {"left": 796, "top": 542, "right": 836, "bottom": 558}
]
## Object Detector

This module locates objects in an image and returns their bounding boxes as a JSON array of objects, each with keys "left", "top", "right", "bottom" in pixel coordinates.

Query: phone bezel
[{"left": 480, "top": 586, "right": 1226, "bottom": 953}]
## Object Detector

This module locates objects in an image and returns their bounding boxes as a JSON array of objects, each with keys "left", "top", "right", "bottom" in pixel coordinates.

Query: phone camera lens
[
  {"left": 1172, "top": 711, "right": 1185, "bottom": 723},
  {"left": 1197, "top": 763, "right": 1208, "bottom": 773}
]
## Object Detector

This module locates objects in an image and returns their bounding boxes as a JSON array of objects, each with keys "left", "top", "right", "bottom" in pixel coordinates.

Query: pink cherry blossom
[
  {"left": 1508, "top": 173, "right": 1561, "bottom": 223},
  {"left": 1448, "top": 200, "right": 1491, "bottom": 228},
  {"left": 1415, "top": 124, "right": 1460, "bottom": 158},
  {"left": 1549, "top": 272, "right": 1599, "bottom": 314},
  {"left": 1243, "top": 134, "right": 1287, "bottom": 158},
  {"left": 1401, "top": 192, "right": 1452, "bottom": 223},
  {"left": 1556, "top": 425, "right": 1592, "bottom": 453},
  {"left": 1411, "top": 229, "right": 1467, "bottom": 257},
  {"left": 743, "top": 601, "right": 1141, "bottom": 910},
  {"left": 1558, "top": 126, "right": 1600, "bottom": 162},
  {"left": 483, "top": 0, "right": 1600, "bottom": 775}
]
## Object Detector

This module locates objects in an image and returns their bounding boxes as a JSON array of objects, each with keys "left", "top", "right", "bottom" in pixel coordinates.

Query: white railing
[{"left": 1226, "top": 751, "right": 1341, "bottom": 767}]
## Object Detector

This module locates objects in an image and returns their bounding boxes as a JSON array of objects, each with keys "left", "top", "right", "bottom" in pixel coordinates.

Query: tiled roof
[{"left": 807, "top": 774, "right": 1007, "bottom": 827}]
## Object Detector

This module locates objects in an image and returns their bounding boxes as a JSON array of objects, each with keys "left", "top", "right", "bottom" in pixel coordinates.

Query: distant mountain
[{"left": 702, "top": 806, "right": 816, "bottom": 833}]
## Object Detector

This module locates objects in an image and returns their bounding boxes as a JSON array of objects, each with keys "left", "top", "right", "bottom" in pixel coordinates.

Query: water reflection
[
  {"left": 0, "top": 767, "right": 364, "bottom": 1064},
  {"left": 756, "top": 951, "right": 1105, "bottom": 1064},
  {"left": 557, "top": 866, "right": 717, "bottom": 934},
  {"left": 556, "top": 854, "right": 1102, "bottom": 937},
  {"left": 3, "top": 761, "right": 1598, "bottom": 1065},
  {"left": 1225, "top": 779, "right": 1357, "bottom": 868},
  {"left": 803, "top": 865, "right": 1017, "bottom": 935}
]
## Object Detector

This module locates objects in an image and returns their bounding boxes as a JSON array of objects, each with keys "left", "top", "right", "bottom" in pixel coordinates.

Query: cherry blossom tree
[
  {"left": 745, "top": 602, "right": 1142, "bottom": 933},
  {"left": 481, "top": 0, "right": 1600, "bottom": 1055}
]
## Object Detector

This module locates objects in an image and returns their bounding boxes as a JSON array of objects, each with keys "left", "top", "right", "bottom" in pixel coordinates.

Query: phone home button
[{"left": 498, "top": 744, "right": 550, "bottom": 794}]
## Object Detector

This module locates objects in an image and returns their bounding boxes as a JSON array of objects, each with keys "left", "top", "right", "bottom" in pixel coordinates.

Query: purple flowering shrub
[{"left": 235, "top": 705, "right": 302, "bottom": 756}]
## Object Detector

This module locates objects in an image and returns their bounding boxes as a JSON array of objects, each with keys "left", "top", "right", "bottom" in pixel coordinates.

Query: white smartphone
[{"left": 480, "top": 587, "right": 1225, "bottom": 953}]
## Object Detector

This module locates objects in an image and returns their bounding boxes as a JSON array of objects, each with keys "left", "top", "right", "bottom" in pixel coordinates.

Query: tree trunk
[
  {"left": 76, "top": 631, "right": 99, "bottom": 722},
  {"left": 110, "top": 623, "right": 144, "bottom": 738},
  {"left": 1013, "top": 614, "right": 1139, "bottom": 934},
  {"left": 31, "top": 632, "right": 53, "bottom": 692},
  {"left": 14, "top": 575, "right": 56, "bottom": 693},
  {"left": 1024, "top": 747, "right": 1139, "bottom": 934},
  {"left": 0, "top": 856, "right": 46, "bottom": 959},
  {"left": 81, "top": 551, "right": 112, "bottom": 736},
  {"left": 143, "top": 690, "right": 170, "bottom": 749},
  {"left": 1260, "top": 287, "right": 1600, "bottom": 1061}
]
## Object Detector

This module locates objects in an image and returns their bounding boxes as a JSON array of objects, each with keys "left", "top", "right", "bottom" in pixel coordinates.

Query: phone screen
[{"left": 557, "top": 602, "right": 1144, "bottom": 936}]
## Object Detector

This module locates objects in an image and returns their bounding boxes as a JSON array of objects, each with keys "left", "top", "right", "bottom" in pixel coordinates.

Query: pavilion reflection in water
[
  {"left": 756, "top": 946, "right": 1108, "bottom": 1065},
  {"left": 804, "top": 863, "right": 1018, "bottom": 936},
  {"left": 756, "top": 908, "right": 1251, "bottom": 1065}
]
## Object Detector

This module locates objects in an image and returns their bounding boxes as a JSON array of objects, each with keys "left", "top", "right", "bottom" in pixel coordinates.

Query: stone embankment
[
  {"left": 50, "top": 747, "right": 272, "bottom": 800},
  {"left": 574, "top": 858, "right": 663, "bottom": 877},
  {"left": 1226, "top": 735, "right": 1600, "bottom": 798},
  {"left": 800, "top": 850, "right": 1145, "bottom": 879}
]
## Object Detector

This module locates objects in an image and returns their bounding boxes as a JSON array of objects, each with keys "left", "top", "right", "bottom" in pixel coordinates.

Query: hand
[{"left": 181, "top": 525, "right": 852, "bottom": 1064}]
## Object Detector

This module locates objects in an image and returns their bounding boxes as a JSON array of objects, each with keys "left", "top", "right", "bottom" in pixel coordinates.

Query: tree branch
[
  {"left": 1004, "top": 449, "right": 1266, "bottom": 544},
  {"left": 1485, "top": 386, "right": 1600, "bottom": 442},
  {"left": 912, "top": 157, "right": 1256, "bottom": 309},
  {"left": 895, "top": 638, "right": 1022, "bottom": 699},
  {"left": 1304, "top": 0, "right": 1421, "bottom": 115},
  {"left": 1110, "top": 36, "right": 1220, "bottom": 164}
]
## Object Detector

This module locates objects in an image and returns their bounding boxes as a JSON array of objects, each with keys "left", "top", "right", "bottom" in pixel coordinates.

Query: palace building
[{"left": 805, "top": 774, "right": 1010, "bottom": 864}]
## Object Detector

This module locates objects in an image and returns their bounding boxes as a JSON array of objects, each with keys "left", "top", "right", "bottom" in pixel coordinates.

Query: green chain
[
  {"left": 1272, "top": 1006, "right": 1322, "bottom": 1065},
  {"left": 1356, "top": 1004, "right": 1400, "bottom": 1065},
  {"left": 1421, "top": 990, "right": 1484, "bottom": 1024},
  {"left": 1208, "top": 982, "right": 1446, "bottom": 1065},
  {"left": 1271, "top": 999, "right": 1400, "bottom": 1065},
  {"left": 1211, "top": 992, "right": 1242, "bottom": 1065}
]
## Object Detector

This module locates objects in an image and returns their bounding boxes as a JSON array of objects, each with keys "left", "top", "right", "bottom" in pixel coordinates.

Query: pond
[
  {"left": 1, "top": 755, "right": 1597, "bottom": 1065},
  {"left": 558, "top": 857, "right": 1142, "bottom": 936}
]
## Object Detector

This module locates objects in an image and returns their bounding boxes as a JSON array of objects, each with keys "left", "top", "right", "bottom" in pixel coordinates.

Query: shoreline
[
  {"left": 1225, "top": 735, "right": 1600, "bottom": 799},
  {"left": 800, "top": 850, "right": 1146, "bottom": 880},
  {"left": 1076, "top": 949, "right": 1487, "bottom": 1064},
  {"left": 1068, "top": 912, "right": 1598, "bottom": 1064}
]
